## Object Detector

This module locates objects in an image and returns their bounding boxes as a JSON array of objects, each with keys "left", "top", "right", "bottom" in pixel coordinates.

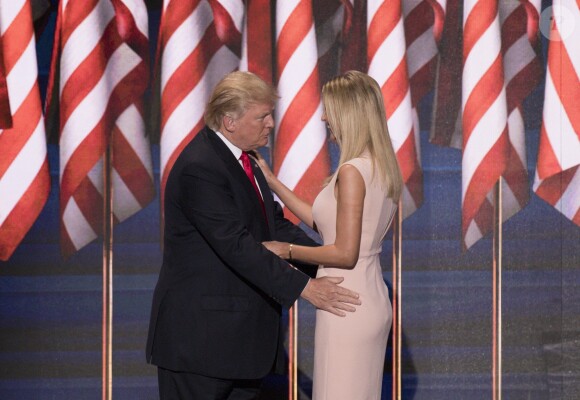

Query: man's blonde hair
[
  {"left": 322, "top": 70, "right": 403, "bottom": 200},
  {"left": 204, "top": 71, "right": 279, "bottom": 131}
]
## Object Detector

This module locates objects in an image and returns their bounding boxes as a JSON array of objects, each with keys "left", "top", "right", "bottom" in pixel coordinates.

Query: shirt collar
[{"left": 214, "top": 130, "right": 243, "bottom": 161}]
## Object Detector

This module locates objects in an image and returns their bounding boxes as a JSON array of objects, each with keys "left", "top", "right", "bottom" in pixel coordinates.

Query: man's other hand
[{"left": 300, "top": 277, "right": 361, "bottom": 317}]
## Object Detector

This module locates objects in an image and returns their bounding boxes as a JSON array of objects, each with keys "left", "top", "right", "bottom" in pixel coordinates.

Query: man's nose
[{"left": 265, "top": 115, "right": 274, "bottom": 128}]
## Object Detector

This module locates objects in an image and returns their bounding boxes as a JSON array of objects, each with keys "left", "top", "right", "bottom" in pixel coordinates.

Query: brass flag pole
[
  {"left": 492, "top": 179, "right": 503, "bottom": 400},
  {"left": 392, "top": 202, "right": 403, "bottom": 400},
  {"left": 265, "top": 135, "right": 299, "bottom": 400},
  {"left": 288, "top": 302, "right": 298, "bottom": 400},
  {"left": 102, "top": 145, "right": 114, "bottom": 400},
  {"left": 271, "top": 138, "right": 299, "bottom": 400}
]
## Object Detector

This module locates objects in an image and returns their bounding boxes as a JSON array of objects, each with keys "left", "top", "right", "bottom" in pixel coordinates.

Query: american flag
[
  {"left": 314, "top": 0, "right": 367, "bottom": 83},
  {"left": 158, "top": 0, "right": 241, "bottom": 205},
  {"left": 403, "top": 0, "right": 445, "bottom": 134},
  {"left": 274, "top": 0, "right": 330, "bottom": 223},
  {"left": 208, "top": 0, "right": 243, "bottom": 56},
  {"left": 0, "top": 0, "right": 50, "bottom": 261},
  {"left": 239, "top": 0, "right": 272, "bottom": 83},
  {"left": 367, "top": 0, "right": 423, "bottom": 219},
  {"left": 498, "top": 0, "right": 542, "bottom": 221},
  {"left": 461, "top": 0, "right": 509, "bottom": 249},
  {"left": 0, "top": 33, "right": 11, "bottom": 128},
  {"left": 533, "top": 0, "right": 580, "bottom": 226},
  {"left": 339, "top": 0, "right": 366, "bottom": 73},
  {"left": 431, "top": 0, "right": 542, "bottom": 248},
  {"left": 45, "top": 0, "right": 154, "bottom": 256},
  {"left": 430, "top": 0, "right": 462, "bottom": 148}
]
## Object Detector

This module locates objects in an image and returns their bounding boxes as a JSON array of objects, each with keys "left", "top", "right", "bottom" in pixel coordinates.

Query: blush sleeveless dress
[{"left": 311, "top": 155, "right": 397, "bottom": 400}]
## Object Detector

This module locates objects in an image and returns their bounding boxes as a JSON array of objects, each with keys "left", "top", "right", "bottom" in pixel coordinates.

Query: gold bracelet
[{"left": 289, "top": 243, "right": 293, "bottom": 260}]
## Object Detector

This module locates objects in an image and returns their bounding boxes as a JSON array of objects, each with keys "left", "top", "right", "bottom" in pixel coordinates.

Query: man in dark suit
[{"left": 147, "top": 71, "right": 360, "bottom": 399}]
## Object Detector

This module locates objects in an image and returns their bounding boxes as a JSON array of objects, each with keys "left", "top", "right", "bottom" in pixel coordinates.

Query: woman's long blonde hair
[{"left": 322, "top": 70, "right": 403, "bottom": 200}]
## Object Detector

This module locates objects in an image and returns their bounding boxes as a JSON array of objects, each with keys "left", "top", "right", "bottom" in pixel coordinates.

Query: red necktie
[{"left": 240, "top": 151, "right": 267, "bottom": 221}]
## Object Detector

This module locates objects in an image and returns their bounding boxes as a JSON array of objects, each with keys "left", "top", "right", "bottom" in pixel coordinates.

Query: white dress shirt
[{"left": 214, "top": 130, "right": 263, "bottom": 198}]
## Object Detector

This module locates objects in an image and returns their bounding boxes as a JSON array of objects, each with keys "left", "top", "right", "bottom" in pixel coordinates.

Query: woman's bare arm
[
  {"left": 264, "top": 164, "right": 365, "bottom": 268},
  {"left": 254, "top": 153, "right": 315, "bottom": 228}
]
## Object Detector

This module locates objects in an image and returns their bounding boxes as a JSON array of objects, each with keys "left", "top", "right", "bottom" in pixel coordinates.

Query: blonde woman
[{"left": 256, "top": 71, "right": 403, "bottom": 399}]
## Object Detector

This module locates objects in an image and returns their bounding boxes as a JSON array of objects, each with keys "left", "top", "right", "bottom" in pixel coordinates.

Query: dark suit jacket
[{"left": 146, "top": 127, "right": 317, "bottom": 379}]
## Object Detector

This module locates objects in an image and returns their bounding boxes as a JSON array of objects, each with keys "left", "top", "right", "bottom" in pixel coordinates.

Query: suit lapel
[
  {"left": 205, "top": 129, "right": 271, "bottom": 235},
  {"left": 253, "top": 161, "right": 274, "bottom": 238}
]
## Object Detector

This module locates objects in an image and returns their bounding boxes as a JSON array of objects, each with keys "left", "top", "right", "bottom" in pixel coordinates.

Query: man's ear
[{"left": 223, "top": 114, "right": 236, "bottom": 133}]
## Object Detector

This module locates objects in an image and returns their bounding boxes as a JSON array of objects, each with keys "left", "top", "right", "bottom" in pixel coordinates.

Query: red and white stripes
[
  {"left": 158, "top": 0, "right": 240, "bottom": 201},
  {"left": 50, "top": 0, "right": 154, "bottom": 256},
  {"left": 239, "top": 0, "right": 272, "bottom": 82},
  {"left": 275, "top": 0, "right": 330, "bottom": 223},
  {"left": 111, "top": 0, "right": 155, "bottom": 223},
  {"left": 498, "top": 0, "right": 542, "bottom": 221},
  {"left": 402, "top": 0, "right": 445, "bottom": 216},
  {"left": 403, "top": 0, "right": 445, "bottom": 128},
  {"left": 461, "top": 0, "right": 508, "bottom": 249},
  {"left": 367, "top": 0, "right": 422, "bottom": 219},
  {"left": 209, "top": 0, "right": 243, "bottom": 57},
  {"left": 0, "top": 0, "right": 50, "bottom": 261},
  {"left": 533, "top": 0, "right": 580, "bottom": 226}
]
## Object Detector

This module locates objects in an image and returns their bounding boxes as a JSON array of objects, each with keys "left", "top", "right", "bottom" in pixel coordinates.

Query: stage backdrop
[{"left": 0, "top": 0, "right": 579, "bottom": 399}]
